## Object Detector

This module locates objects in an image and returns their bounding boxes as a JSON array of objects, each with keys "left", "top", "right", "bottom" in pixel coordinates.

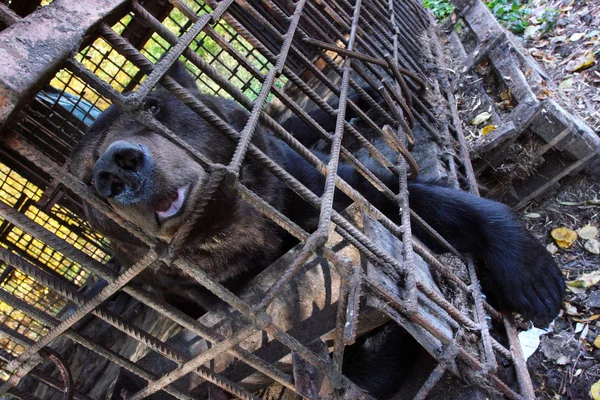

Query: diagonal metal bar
[{"left": 1, "top": 248, "right": 160, "bottom": 390}]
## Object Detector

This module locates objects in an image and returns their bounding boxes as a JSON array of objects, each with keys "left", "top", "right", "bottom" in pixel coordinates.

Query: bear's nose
[{"left": 93, "top": 141, "right": 153, "bottom": 204}]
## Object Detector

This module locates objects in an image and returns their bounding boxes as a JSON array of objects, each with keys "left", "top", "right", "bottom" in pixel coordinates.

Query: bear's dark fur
[{"left": 71, "top": 62, "right": 564, "bottom": 398}]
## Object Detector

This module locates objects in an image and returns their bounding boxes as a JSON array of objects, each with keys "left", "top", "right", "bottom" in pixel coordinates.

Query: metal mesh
[{"left": 0, "top": 0, "right": 536, "bottom": 399}]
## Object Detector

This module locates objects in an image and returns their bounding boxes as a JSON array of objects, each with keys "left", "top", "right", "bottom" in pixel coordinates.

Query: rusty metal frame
[{"left": 0, "top": 0, "right": 536, "bottom": 399}]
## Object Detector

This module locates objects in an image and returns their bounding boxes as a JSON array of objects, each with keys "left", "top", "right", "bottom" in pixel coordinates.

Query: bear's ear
[{"left": 166, "top": 60, "right": 198, "bottom": 90}]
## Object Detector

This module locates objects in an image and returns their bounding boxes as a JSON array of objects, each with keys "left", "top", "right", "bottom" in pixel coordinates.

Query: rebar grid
[{"left": 0, "top": 0, "right": 536, "bottom": 398}]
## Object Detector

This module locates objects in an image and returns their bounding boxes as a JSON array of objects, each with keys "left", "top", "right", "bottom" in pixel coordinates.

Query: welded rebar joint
[
  {"left": 251, "top": 310, "right": 273, "bottom": 330},
  {"left": 122, "top": 93, "right": 145, "bottom": 114},
  {"left": 308, "top": 230, "right": 329, "bottom": 253},
  {"left": 336, "top": 256, "right": 356, "bottom": 282}
]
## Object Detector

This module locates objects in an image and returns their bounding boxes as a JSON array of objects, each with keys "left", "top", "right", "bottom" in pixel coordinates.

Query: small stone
[
  {"left": 547, "top": 243, "right": 559, "bottom": 254},
  {"left": 588, "top": 291, "right": 600, "bottom": 308}
]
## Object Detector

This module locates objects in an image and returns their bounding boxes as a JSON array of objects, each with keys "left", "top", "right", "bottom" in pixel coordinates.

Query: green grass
[
  {"left": 424, "top": 0, "right": 534, "bottom": 35},
  {"left": 424, "top": 0, "right": 455, "bottom": 20},
  {"left": 486, "top": 0, "right": 531, "bottom": 34}
]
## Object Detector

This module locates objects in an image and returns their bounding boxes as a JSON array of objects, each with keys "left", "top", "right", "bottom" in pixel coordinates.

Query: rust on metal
[{"left": 0, "top": 0, "right": 537, "bottom": 398}]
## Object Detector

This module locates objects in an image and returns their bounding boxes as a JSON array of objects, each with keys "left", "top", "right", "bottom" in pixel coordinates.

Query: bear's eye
[{"left": 144, "top": 99, "right": 160, "bottom": 116}]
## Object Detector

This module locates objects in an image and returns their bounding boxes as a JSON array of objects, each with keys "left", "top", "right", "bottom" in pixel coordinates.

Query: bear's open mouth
[{"left": 155, "top": 184, "right": 190, "bottom": 223}]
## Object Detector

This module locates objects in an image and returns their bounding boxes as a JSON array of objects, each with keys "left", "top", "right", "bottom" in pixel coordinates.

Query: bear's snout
[{"left": 93, "top": 140, "right": 154, "bottom": 205}]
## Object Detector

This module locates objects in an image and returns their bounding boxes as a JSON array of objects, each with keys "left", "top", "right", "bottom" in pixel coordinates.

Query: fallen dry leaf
[
  {"left": 577, "top": 225, "right": 598, "bottom": 240},
  {"left": 567, "top": 271, "right": 600, "bottom": 290},
  {"left": 481, "top": 125, "right": 496, "bottom": 135},
  {"left": 556, "top": 355, "right": 571, "bottom": 365},
  {"left": 584, "top": 239, "right": 600, "bottom": 255},
  {"left": 559, "top": 77, "right": 573, "bottom": 90},
  {"left": 525, "top": 25, "right": 540, "bottom": 40},
  {"left": 470, "top": 112, "right": 491, "bottom": 126},
  {"left": 551, "top": 227, "right": 578, "bottom": 248},
  {"left": 500, "top": 89, "right": 511, "bottom": 100},
  {"left": 591, "top": 379, "right": 600, "bottom": 400},
  {"left": 567, "top": 50, "right": 596, "bottom": 72},
  {"left": 572, "top": 314, "right": 600, "bottom": 323},
  {"left": 525, "top": 212, "right": 541, "bottom": 219},
  {"left": 594, "top": 335, "right": 600, "bottom": 349},
  {"left": 558, "top": 201, "right": 584, "bottom": 206},
  {"left": 564, "top": 302, "right": 580, "bottom": 315},
  {"left": 569, "top": 32, "right": 585, "bottom": 42}
]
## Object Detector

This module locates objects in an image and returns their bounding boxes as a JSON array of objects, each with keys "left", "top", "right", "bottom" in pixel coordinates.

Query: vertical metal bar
[
  {"left": 229, "top": 0, "right": 308, "bottom": 175},
  {"left": 131, "top": 0, "right": 235, "bottom": 102},
  {"left": 316, "top": 0, "right": 362, "bottom": 240},
  {"left": 466, "top": 258, "right": 498, "bottom": 371},
  {"left": 388, "top": 0, "right": 417, "bottom": 313}
]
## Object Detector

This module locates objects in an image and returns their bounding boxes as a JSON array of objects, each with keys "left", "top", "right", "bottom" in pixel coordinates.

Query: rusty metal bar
[
  {"left": 412, "top": 362, "right": 447, "bottom": 400},
  {"left": 316, "top": 0, "right": 362, "bottom": 239},
  {"left": 0, "top": 0, "right": 536, "bottom": 398},
  {"left": 467, "top": 257, "right": 498, "bottom": 372},
  {"left": 0, "top": 289, "right": 193, "bottom": 399},
  {"left": 232, "top": 0, "right": 409, "bottom": 175},
  {"left": 126, "top": 325, "right": 259, "bottom": 399},
  {"left": 0, "top": 248, "right": 160, "bottom": 392},
  {"left": 129, "top": 0, "right": 236, "bottom": 103},
  {"left": 503, "top": 314, "right": 536, "bottom": 399},
  {"left": 228, "top": 0, "right": 308, "bottom": 175}
]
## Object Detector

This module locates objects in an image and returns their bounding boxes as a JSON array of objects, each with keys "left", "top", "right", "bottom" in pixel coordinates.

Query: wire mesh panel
[{"left": 0, "top": 0, "right": 538, "bottom": 399}]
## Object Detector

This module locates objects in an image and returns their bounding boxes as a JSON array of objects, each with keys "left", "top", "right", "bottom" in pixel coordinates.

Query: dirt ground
[
  {"left": 441, "top": 0, "right": 600, "bottom": 397},
  {"left": 522, "top": 176, "right": 600, "bottom": 399},
  {"left": 517, "top": 1, "right": 600, "bottom": 398},
  {"left": 524, "top": 0, "right": 600, "bottom": 131}
]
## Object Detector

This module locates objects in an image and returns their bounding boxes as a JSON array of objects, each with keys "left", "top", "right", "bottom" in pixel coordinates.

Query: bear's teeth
[{"left": 156, "top": 184, "right": 190, "bottom": 222}]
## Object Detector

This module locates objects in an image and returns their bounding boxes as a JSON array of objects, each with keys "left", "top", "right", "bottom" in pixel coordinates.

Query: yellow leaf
[
  {"left": 559, "top": 77, "right": 573, "bottom": 90},
  {"left": 578, "top": 225, "right": 598, "bottom": 240},
  {"left": 594, "top": 335, "right": 600, "bottom": 349},
  {"left": 481, "top": 125, "right": 496, "bottom": 136},
  {"left": 470, "top": 112, "right": 492, "bottom": 126},
  {"left": 591, "top": 379, "right": 600, "bottom": 400},
  {"left": 551, "top": 227, "right": 578, "bottom": 248},
  {"left": 572, "top": 314, "right": 600, "bottom": 323},
  {"left": 568, "top": 51, "right": 596, "bottom": 72},
  {"left": 567, "top": 271, "right": 600, "bottom": 289}
]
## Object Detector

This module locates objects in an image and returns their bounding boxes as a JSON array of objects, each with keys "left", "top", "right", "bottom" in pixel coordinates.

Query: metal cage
[{"left": 0, "top": 0, "right": 535, "bottom": 398}]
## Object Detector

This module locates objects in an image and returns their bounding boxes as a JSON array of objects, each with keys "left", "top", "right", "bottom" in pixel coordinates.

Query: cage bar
[{"left": 0, "top": 0, "right": 537, "bottom": 399}]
